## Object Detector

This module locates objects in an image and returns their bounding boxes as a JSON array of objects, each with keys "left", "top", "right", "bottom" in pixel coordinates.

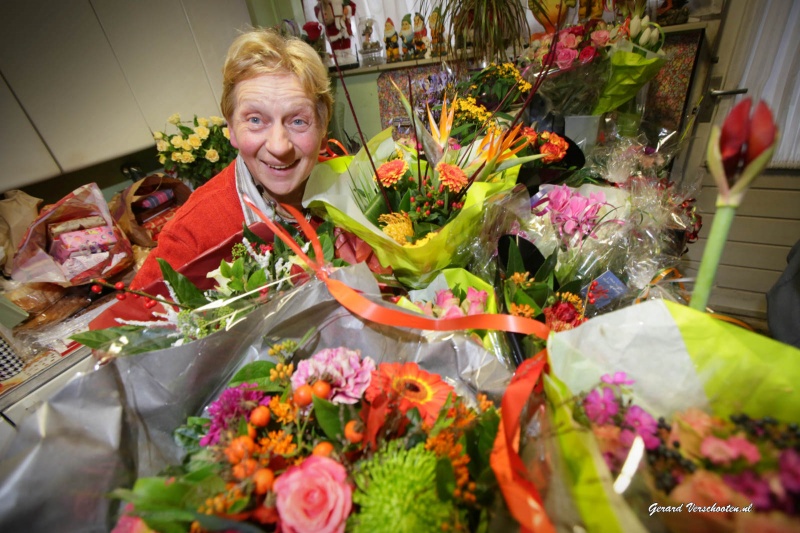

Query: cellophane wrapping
[{"left": 0, "top": 263, "right": 513, "bottom": 532}]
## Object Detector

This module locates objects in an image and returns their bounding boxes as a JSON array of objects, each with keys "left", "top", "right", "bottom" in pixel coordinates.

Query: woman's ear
[{"left": 228, "top": 124, "right": 239, "bottom": 150}]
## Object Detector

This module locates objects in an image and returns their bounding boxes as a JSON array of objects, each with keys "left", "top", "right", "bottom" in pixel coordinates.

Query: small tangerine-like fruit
[
  {"left": 252, "top": 468, "right": 275, "bottom": 495},
  {"left": 293, "top": 384, "right": 313, "bottom": 407},
  {"left": 344, "top": 420, "right": 364, "bottom": 444},
  {"left": 312, "top": 441, "right": 334, "bottom": 456},
  {"left": 311, "top": 380, "right": 332, "bottom": 400},
  {"left": 249, "top": 405, "right": 271, "bottom": 427},
  {"left": 232, "top": 458, "right": 258, "bottom": 480}
]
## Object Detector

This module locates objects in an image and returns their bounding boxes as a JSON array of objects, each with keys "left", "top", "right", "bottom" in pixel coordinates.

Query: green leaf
[
  {"left": 435, "top": 457, "right": 456, "bottom": 501},
  {"left": 312, "top": 395, "right": 345, "bottom": 440},
  {"left": 466, "top": 410, "right": 500, "bottom": 477},
  {"left": 219, "top": 260, "right": 232, "bottom": 278},
  {"left": 173, "top": 417, "right": 210, "bottom": 455},
  {"left": 228, "top": 361, "right": 277, "bottom": 387},
  {"left": 398, "top": 189, "right": 411, "bottom": 212},
  {"left": 363, "top": 190, "right": 390, "bottom": 225},
  {"left": 71, "top": 326, "right": 179, "bottom": 356},
  {"left": 242, "top": 223, "right": 268, "bottom": 247},
  {"left": 245, "top": 268, "right": 268, "bottom": 293},
  {"left": 231, "top": 257, "right": 245, "bottom": 281},
  {"left": 534, "top": 251, "right": 559, "bottom": 287},
  {"left": 506, "top": 239, "right": 527, "bottom": 275},
  {"left": 158, "top": 259, "right": 209, "bottom": 308},
  {"left": 318, "top": 233, "right": 335, "bottom": 263}
]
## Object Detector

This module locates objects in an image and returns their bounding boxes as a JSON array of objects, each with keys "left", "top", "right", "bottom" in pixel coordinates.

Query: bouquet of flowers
[
  {"left": 154, "top": 114, "right": 238, "bottom": 188},
  {"left": 72, "top": 221, "right": 340, "bottom": 356},
  {"left": 111, "top": 342, "right": 507, "bottom": 532},
  {"left": 524, "top": 21, "right": 619, "bottom": 116},
  {"left": 303, "top": 82, "right": 543, "bottom": 287}
]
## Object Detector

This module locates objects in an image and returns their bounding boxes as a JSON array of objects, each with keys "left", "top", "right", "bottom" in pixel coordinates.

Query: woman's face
[{"left": 228, "top": 73, "right": 326, "bottom": 207}]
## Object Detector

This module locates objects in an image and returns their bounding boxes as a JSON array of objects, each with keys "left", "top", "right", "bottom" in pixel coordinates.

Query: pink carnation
[
  {"left": 291, "top": 347, "right": 375, "bottom": 404},
  {"left": 275, "top": 455, "right": 352, "bottom": 533}
]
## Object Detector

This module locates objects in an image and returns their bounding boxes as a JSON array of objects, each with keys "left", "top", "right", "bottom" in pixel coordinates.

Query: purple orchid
[{"left": 583, "top": 387, "right": 619, "bottom": 425}]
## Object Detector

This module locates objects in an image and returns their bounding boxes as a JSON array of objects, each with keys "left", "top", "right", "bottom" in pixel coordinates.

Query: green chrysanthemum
[{"left": 349, "top": 442, "right": 453, "bottom": 533}]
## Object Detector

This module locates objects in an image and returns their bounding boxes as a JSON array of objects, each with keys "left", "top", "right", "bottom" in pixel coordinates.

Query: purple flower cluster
[
  {"left": 199, "top": 383, "right": 269, "bottom": 446},
  {"left": 291, "top": 347, "right": 375, "bottom": 404}
]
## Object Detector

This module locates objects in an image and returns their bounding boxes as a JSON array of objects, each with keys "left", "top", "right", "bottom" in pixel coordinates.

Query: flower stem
[{"left": 689, "top": 203, "right": 736, "bottom": 311}]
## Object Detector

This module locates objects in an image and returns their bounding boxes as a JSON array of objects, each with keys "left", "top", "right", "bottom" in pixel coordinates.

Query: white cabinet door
[
  {"left": 0, "top": 0, "right": 154, "bottom": 174},
  {"left": 90, "top": 0, "right": 244, "bottom": 131},
  {"left": 0, "top": 76, "right": 60, "bottom": 188}
]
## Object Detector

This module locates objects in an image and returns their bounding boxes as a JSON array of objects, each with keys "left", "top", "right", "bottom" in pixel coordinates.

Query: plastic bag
[
  {"left": 108, "top": 174, "right": 191, "bottom": 247},
  {"left": 593, "top": 41, "right": 666, "bottom": 115},
  {"left": 11, "top": 183, "right": 133, "bottom": 286},
  {"left": 0, "top": 190, "right": 42, "bottom": 276}
]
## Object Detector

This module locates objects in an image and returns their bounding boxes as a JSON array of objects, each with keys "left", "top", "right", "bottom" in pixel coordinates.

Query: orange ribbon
[
  {"left": 243, "top": 197, "right": 551, "bottom": 339},
  {"left": 490, "top": 355, "right": 555, "bottom": 533}
]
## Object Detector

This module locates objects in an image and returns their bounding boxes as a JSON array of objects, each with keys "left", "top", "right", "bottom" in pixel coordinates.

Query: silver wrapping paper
[{"left": 0, "top": 263, "right": 512, "bottom": 532}]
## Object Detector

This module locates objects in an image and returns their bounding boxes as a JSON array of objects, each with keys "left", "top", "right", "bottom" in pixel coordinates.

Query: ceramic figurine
[
  {"left": 400, "top": 14, "right": 414, "bottom": 61},
  {"left": 412, "top": 12, "right": 428, "bottom": 59},
  {"left": 429, "top": 7, "right": 447, "bottom": 57},
  {"left": 384, "top": 17, "right": 401, "bottom": 62}
]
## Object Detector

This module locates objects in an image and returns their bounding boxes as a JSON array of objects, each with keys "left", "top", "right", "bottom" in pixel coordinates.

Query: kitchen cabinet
[{"left": 0, "top": 0, "right": 250, "bottom": 188}]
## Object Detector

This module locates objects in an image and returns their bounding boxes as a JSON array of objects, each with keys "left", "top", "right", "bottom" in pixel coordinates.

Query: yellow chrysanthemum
[
  {"left": 378, "top": 212, "right": 414, "bottom": 244},
  {"left": 436, "top": 162, "right": 468, "bottom": 193}
]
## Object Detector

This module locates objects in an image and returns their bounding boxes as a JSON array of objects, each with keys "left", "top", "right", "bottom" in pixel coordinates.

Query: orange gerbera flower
[
  {"left": 365, "top": 362, "right": 454, "bottom": 424},
  {"left": 375, "top": 159, "right": 408, "bottom": 187},
  {"left": 436, "top": 161, "right": 468, "bottom": 193}
]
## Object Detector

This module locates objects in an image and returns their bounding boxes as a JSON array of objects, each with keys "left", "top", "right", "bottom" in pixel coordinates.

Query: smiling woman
[{"left": 131, "top": 29, "right": 333, "bottom": 290}]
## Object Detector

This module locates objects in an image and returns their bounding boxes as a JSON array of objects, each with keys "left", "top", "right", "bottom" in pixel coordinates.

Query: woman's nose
[{"left": 265, "top": 125, "right": 291, "bottom": 154}]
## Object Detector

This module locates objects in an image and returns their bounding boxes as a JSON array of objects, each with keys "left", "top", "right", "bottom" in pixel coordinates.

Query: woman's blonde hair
[{"left": 221, "top": 29, "right": 333, "bottom": 130}]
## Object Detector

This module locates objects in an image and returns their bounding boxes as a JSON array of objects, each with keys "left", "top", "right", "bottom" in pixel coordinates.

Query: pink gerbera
[{"left": 436, "top": 162, "right": 468, "bottom": 193}]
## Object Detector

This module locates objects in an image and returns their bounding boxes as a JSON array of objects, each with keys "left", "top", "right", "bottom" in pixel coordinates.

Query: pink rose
[
  {"left": 274, "top": 456, "right": 352, "bottom": 533},
  {"left": 554, "top": 47, "right": 579, "bottom": 70},
  {"left": 590, "top": 30, "right": 610, "bottom": 47},
  {"left": 578, "top": 46, "right": 598, "bottom": 64},
  {"left": 558, "top": 32, "right": 579, "bottom": 49},
  {"left": 670, "top": 470, "right": 748, "bottom": 510}
]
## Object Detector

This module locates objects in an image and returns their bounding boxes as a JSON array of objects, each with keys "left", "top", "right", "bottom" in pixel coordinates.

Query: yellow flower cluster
[
  {"left": 153, "top": 113, "right": 237, "bottom": 187},
  {"left": 493, "top": 62, "right": 532, "bottom": 93},
  {"left": 452, "top": 97, "right": 501, "bottom": 137}
]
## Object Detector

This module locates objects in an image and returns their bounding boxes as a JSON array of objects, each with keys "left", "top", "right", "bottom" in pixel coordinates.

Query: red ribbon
[{"left": 243, "top": 197, "right": 550, "bottom": 339}]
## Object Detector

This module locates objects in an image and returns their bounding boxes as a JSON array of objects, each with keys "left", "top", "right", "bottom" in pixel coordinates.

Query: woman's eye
[
  {"left": 292, "top": 118, "right": 309, "bottom": 126},
  {"left": 248, "top": 117, "right": 261, "bottom": 125}
]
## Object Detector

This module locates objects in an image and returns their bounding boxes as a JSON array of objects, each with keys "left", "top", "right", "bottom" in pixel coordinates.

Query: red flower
[
  {"left": 543, "top": 301, "right": 585, "bottom": 332},
  {"left": 365, "top": 362, "right": 454, "bottom": 425},
  {"left": 375, "top": 159, "right": 408, "bottom": 187},
  {"left": 436, "top": 162, "right": 468, "bottom": 193},
  {"left": 719, "top": 98, "right": 777, "bottom": 183}
]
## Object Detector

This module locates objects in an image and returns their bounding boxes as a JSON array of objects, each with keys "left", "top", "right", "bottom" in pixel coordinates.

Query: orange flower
[
  {"left": 375, "top": 159, "right": 408, "bottom": 187},
  {"left": 365, "top": 362, "right": 454, "bottom": 424},
  {"left": 509, "top": 302, "right": 535, "bottom": 318},
  {"left": 540, "top": 142, "right": 567, "bottom": 164},
  {"left": 436, "top": 162, "right": 468, "bottom": 193}
]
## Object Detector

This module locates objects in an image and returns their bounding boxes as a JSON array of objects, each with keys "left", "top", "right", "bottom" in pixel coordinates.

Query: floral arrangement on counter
[
  {"left": 154, "top": 114, "right": 238, "bottom": 188},
  {"left": 112, "top": 344, "right": 504, "bottom": 533},
  {"left": 569, "top": 372, "right": 800, "bottom": 532},
  {"left": 72, "top": 221, "right": 342, "bottom": 355}
]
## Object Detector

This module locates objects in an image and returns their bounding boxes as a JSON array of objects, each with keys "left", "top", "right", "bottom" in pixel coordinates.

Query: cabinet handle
[{"left": 710, "top": 88, "right": 748, "bottom": 98}]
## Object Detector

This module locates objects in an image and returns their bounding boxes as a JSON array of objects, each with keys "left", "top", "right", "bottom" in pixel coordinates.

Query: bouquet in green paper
[
  {"left": 593, "top": 13, "right": 666, "bottom": 115},
  {"left": 304, "top": 81, "right": 545, "bottom": 286}
]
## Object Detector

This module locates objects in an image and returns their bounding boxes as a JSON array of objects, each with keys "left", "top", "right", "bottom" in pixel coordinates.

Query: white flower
[{"left": 153, "top": 131, "right": 163, "bottom": 140}]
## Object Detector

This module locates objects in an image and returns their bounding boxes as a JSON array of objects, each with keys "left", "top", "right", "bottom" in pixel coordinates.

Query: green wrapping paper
[
  {"left": 304, "top": 151, "right": 519, "bottom": 287},
  {"left": 592, "top": 41, "right": 666, "bottom": 115}
]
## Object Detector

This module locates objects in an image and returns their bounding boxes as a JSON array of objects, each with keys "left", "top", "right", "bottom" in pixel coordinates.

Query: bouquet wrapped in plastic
[{"left": 543, "top": 299, "right": 800, "bottom": 532}]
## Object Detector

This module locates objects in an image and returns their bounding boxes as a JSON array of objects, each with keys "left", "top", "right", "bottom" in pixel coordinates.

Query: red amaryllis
[{"left": 710, "top": 98, "right": 778, "bottom": 205}]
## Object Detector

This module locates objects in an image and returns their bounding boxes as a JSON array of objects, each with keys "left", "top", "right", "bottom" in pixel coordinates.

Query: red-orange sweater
[{"left": 131, "top": 162, "right": 243, "bottom": 289}]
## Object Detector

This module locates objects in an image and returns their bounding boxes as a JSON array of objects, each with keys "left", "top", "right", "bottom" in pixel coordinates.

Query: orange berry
[
  {"left": 232, "top": 458, "right": 258, "bottom": 480},
  {"left": 252, "top": 505, "right": 279, "bottom": 524},
  {"left": 312, "top": 441, "right": 334, "bottom": 457},
  {"left": 312, "top": 380, "right": 332, "bottom": 400},
  {"left": 247, "top": 424, "right": 256, "bottom": 439},
  {"left": 252, "top": 468, "right": 275, "bottom": 495},
  {"left": 249, "top": 405, "right": 271, "bottom": 427},
  {"left": 293, "top": 384, "right": 314, "bottom": 407},
  {"left": 225, "top": 435, "right": 256, "bottom": 464},
  {"left": 344, "top": 420, "right": 364, "bottom": 444}
]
